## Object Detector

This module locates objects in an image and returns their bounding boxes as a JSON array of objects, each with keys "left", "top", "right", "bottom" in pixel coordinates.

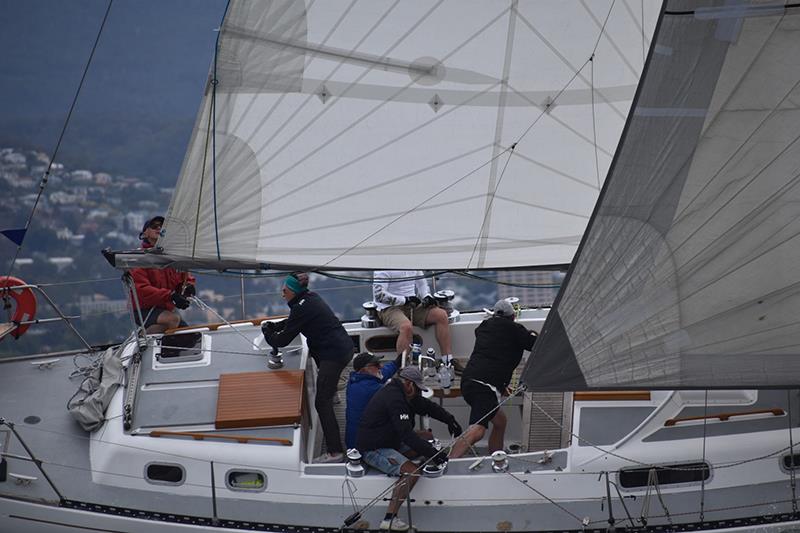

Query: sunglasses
[{"left": 148, "top": 223, "right": 163, "bottom": 229}]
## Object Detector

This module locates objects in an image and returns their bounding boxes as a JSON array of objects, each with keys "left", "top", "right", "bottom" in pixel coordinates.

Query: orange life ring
[{"left": 0, "top": 276, "right": 37, "bottom": 340}]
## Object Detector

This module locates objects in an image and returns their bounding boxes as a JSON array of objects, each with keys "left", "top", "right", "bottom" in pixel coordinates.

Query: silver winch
[
  {"left": 346, "top": 449, "right": 365, "bottom": 477},
  {"left": 360, "top": 301, "right": 380, "bottom": 328},
  {"left": 433, "top": 289, "right": 460, "bottom": 323},
  {"left": 267, "top": 347, "right": 284, "bottom": 369},
  {"left": 491, "top": 450, "right": 509, "bottom": 473}
]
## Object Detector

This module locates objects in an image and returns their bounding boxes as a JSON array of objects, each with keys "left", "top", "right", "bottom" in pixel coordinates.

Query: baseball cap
[
  {"left": 397, "top": 366, "right": 429, "bottom": 392},
  {"left": 492, "top": 299, "right": 516, "bottom": 318},
  {"left": 139, "top": 216, "right": 164, "bottom": 240},
  {"left": 353, "top": 352, "right": 383, "bottom": 371}
]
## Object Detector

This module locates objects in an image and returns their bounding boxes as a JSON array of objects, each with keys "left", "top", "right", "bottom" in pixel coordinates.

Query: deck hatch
[{"left": 215, "top": 370, "right": 304, "bottom": 429}]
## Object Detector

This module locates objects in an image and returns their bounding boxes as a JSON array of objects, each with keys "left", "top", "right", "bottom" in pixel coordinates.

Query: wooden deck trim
[
  {"left": 149, "top": 430, "right": 292, "bottom": 446},
  {"left": 164, "top": 315, "right": 287, "bottom": 334},
  {"left": 665, "top": 408, "right": 785, "bottom": 427},
  {"left": 573, "top": 391, "right": 651, "bottom": 401},
  {"left": 215, "top": 370, "right": 305, "bottom": 429}
]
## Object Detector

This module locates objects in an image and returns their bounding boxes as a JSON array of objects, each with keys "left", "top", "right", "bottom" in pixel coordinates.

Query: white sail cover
[
  {"left": 524, "top": 1, "right": 800, "bottom": 390},
  {"left": 159, "top": 0, "right": 657, "bottom": 270}
]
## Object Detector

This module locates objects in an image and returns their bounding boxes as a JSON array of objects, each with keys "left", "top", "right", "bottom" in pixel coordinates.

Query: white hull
[{"left": 3, "top": 309, "right": 800, "bottom": 531}]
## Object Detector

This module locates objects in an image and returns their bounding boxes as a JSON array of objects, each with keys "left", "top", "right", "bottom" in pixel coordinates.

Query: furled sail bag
[{"left": 68, "top": 346, "right": 124, "bottom": 432}]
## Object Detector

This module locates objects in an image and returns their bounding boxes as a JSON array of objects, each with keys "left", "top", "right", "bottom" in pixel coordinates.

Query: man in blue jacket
[{"left": 345, "top": 351, "right": 401, "bottom": 449}]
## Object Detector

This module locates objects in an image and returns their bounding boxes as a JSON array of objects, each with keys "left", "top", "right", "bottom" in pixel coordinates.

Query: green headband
[{"left": 284, "top": 275, "right": 307, "bottom": 294}]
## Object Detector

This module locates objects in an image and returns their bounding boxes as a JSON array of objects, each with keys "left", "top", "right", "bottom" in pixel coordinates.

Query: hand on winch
[
  {"left": 447, "top": 417, "right": 463, "bottom": 437},
  {"left": 180, "top": 283, "right": 196, "bottom": 297},
  {"left": 429, "top": 453, "right": 449, "bottom": 467},
  {"left": 171, "top": 290, "right": 190, "bottom": 310}
]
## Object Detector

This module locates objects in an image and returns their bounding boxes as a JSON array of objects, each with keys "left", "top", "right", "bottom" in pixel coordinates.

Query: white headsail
[
  {"left": 157, "top": 0, "right": 656, "bottom": 270},
  {"left": 525, "top": 2, "right": 800, "bottom": 390}
]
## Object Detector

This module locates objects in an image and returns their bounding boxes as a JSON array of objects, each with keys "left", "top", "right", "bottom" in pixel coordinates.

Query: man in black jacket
[
  {"left": 262, "top": 272, "right": 353, "bottom": 463},
  {"left": 357, "top": 366, "right": 461, "bottom": 532},
  {"left": 449, "top": 299, "right": 537, "bottom": 459}
]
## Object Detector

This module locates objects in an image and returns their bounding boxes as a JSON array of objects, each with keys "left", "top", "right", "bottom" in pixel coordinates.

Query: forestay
[
  {"left": 524, "top": 1, "right": 800, "bottom": 390},
  {"left": 158, "top": 0, "right": 656, "bottom": 270}
]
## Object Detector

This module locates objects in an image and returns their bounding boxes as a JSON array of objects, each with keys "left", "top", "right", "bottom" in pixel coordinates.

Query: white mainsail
[
  {"left": 524, "top": 2, "right": 800, "bottom": 390},
  {"left": 159, "top": 0, "right": 657, "bottom": 270}
]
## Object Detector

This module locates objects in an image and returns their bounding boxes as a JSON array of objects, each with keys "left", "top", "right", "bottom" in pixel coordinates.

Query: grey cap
[
  {"left": 492, "top": 299, "right": 516, "bottom": 318},
  {"left": 397, "top": 366, "right": 429, "bottom": 392}
]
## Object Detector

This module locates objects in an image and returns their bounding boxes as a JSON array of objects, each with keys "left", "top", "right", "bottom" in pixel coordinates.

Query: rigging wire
[
  {"left": 190, "top": 295, "right": 262, "bottom": 349},
  {"left": 789, "top": 389, "right": 798, "bottom": 513},
  {"left": 210, "top": 0, "right": 231, "bottom": 261},
  {"left": 2, "top": 0, "right": 114, "bottom": 280},
  {"left": 590, "top": 53, "right": 601, "bottom": 190},
  {"left": 699, "top": 389, "right": 708, "bottom": 522},
  {"left": 191, "top": 81, "right": 215, "bottom": 258},
  {"left": 35, "top": 277, "right": 120, "bottom": 287}
]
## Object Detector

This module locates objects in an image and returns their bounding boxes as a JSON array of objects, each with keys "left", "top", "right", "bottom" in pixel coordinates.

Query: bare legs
[
  {"left": 145, "top": 310, "right": 181, "bottom": 334},
  {"left": 425, "top": 307, "right": 451, "bottom": 355},
  {"left": 449, "top": 410, "right": 507, "bottom": 459},
  {"left": 395, "top": 321, "right": 414, "bottom": 355},
  {"left": 387, "top": 461, "right": 420, "bottom": 516}
]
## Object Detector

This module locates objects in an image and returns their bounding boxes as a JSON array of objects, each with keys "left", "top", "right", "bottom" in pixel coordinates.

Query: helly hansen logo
[{"left": 399, "top": 414, "right": 409, "bottom": 420}]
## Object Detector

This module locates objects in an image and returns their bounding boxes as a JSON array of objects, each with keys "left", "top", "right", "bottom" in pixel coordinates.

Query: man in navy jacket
[{"left": 357, "top": 366, "right": 461, "bottom": 531}]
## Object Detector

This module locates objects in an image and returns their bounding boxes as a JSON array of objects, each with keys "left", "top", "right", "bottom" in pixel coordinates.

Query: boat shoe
[
  {"left": 314, "top": 452, "right": 344, "bottom": 463},
  {"left": 379, "top": 516, "right": 410, "bottom": 531}
]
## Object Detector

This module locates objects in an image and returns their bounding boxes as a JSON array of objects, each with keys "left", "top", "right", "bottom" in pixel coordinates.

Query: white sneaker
[
  {"left": 379, "top": 516, "right": 410, "bottom": 531},
  {"left": 314, "top": 452, "right": 344, "bottom": 463}
]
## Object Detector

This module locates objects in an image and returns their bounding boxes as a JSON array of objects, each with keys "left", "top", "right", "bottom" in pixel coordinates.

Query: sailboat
[{"left": 3, "top": 0, "right": 800, "bottom": 531}]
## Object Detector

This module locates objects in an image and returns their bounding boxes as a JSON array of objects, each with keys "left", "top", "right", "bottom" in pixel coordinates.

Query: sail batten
[
  {"left": 156, "top": 0, "right": 656, "bottom": 271},
  {"left": 524, "top": 1, "right": 800, "bottom": 391}
]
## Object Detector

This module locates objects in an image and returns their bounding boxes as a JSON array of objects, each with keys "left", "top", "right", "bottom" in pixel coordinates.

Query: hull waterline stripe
[{"left": 1, "top": 498, "right": 789, "bottom": 532}]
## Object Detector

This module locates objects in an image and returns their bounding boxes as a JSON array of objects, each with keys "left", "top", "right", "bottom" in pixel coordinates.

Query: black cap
[
  {"left": 353, "top": 352, "right": 383, "bottom": 371},
  {"left": 140, "top": 216, "right": 165, "bottom": 239}
]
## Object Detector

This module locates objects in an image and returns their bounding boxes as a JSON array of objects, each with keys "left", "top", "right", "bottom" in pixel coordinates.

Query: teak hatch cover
[{"left": 216, "top": 370, "right": 304, "bottom": 429}]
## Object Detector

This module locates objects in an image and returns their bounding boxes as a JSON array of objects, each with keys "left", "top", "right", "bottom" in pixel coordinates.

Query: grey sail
[
  {"left": 523, "top": 1, "right": 800, "bottom": 390},
  {"left": 156, "top": 0, "right": 656, "bottom": 270}
]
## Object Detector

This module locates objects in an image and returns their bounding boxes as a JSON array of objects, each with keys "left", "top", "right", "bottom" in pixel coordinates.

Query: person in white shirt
[{"left": 372, "top": 270, "right": 453, "bottom": 363}]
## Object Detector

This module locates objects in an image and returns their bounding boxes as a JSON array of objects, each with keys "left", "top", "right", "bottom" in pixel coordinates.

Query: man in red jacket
[{"left": 130, "top": 216, "right": 196, "bottom": 333}]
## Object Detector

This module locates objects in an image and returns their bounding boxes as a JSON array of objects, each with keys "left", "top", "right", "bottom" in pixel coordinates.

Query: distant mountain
[
  {"left": 0, "top": 0, "right": 226, "bottom": 179},
  {"left": 0, "top": 114, "right": 197, "bottom": 179}
]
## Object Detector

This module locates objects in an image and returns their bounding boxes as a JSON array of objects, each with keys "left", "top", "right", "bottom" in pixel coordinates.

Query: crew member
[
  {"left": 130, "top": 216, "right": 195, "bottom": 334},
  {"left": 449, "top": 299, "right": 536, "bottom": 458},
  {"left": 373, "top": 270, "right": 453, "bottom": 364},
  {"left": 262, "top": 272, "right": 353, "bottom": 463},
  {"left": 345, "top": 351, "right": 401, "bottom": 449},
  {"left": 357, "top": 366, "right": 462, "bottom": 531}
]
